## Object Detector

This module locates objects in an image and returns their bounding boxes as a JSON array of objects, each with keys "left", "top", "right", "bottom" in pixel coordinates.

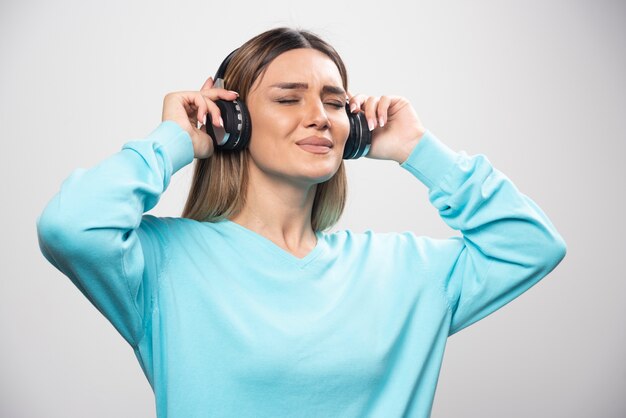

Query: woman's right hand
[{"left": 161, "top": 77, "right": 239, "bottom": 159}]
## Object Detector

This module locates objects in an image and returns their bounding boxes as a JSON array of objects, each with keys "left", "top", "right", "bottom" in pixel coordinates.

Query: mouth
[
  {"left": 297, "top": 144, "right": 332, "bottom": 154},
  {"left": 295, "top": 136, "right": 333, "bottom": 154}
]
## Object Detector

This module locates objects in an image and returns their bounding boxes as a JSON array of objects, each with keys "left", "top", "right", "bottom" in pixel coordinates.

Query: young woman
[{"left": 37, "top": 27, "right": 567, "bottom": 418}]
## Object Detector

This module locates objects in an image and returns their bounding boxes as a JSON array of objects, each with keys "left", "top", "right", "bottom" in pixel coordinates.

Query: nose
[{"left": 303, "top": 99, "right": 330, "bottom": 131}]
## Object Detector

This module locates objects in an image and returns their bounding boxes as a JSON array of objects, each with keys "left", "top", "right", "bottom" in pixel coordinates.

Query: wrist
[{"left": 394, "top": 129, "right": 426, "bottom": 164}]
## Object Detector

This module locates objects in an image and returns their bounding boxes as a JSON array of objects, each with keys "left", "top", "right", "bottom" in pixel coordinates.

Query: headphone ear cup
[
  {"left": 205, "top": 99, "right": 251, "bottom": 152},
  {"left": 343, "top": 104, "right": 372, "bottom": 159}
]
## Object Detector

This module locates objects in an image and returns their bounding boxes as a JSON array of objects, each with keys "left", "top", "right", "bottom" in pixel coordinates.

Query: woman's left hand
[{"left": 348, "top": 94, "right": 426, "bottom": 163}]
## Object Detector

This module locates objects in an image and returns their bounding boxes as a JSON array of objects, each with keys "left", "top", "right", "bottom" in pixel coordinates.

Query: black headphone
[{"left": 205, "top": 49, "right": 371, "bottom": 159}]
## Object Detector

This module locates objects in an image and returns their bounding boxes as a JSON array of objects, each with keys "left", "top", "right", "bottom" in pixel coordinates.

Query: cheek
[
  {"left": 248, "top": 110, "right": 300, "bottom": 163},
  {"left": 333, "top": 116, "right": 351, "bottom": 145},
  {"left": 251, "top": 107, "right": 298, "bottom": 142}
]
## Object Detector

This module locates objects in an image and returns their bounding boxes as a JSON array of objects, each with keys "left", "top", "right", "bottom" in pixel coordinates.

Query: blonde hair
[{"left": 182, "top": 27, "right": 349, "bottom": 232}]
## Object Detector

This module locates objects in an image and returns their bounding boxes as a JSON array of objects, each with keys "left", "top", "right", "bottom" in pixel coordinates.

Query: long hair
[{"left": 182, "top": 27, "right": 349, "bottom": 232}]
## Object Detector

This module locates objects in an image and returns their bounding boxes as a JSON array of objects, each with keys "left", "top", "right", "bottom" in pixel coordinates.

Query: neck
[{"left": 228, "top": 163, "right": 319, "bottom": 258}]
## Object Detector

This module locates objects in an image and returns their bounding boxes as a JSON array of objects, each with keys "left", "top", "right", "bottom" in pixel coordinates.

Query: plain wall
[{"left": 1, "top": 0, "right": 624, "bottom": 417}]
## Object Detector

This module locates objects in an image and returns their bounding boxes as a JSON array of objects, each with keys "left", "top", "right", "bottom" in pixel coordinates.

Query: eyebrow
[{"left": 269, "top": 82, "right": 346, "bottom": 96}]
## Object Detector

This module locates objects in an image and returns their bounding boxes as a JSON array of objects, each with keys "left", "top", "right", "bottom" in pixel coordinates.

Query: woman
[{"left": 37, "top": 27, "right": 567, "bottom": 418}]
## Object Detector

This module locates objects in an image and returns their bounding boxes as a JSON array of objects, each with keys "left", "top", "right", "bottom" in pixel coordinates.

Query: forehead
[{"left": 255, "top": 48, "right": 344, "bottom": 90}]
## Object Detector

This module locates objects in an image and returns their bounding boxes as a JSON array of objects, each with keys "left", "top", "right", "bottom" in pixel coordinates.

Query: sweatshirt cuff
[
  {"left": 146, "top": 120, "right": 194, "bottom": 174},
  {"left": 399, "top": 129, "right": 461, "bottom": 190}
]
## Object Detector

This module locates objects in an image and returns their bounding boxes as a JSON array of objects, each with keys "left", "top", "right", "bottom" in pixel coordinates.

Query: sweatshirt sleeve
[
  {"left": 36, "top": 121, "right": 194, "bottom": 348},
  {"left": 400, "top": 130, "right": 567, "bottom": 336}
]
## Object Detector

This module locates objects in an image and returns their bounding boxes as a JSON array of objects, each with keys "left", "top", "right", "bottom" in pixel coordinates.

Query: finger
[
  {"left": 189, "top": 93, "right": 209, "bottom": 126},
  {"left": 198, "top": 90, "right": 237, "bottom": 127},
  {"left": 363, "top": 96, "right": 380, "bottom": 131},
  {"left": 187, "top": 92, "right": 221, "bottom": 128},
  {"left": 193, "top": 93, "right": 223, "bottom": 128},
  {"left": 376, "top": 96, "right": 392, "bottom": 128},
  {"left": 201, "top": 87, "right": 239, "bottom": 102},
  {"left": 204, "top": 99, "right": 224, "bottom": 128},
  {"left": 349, "top": 93, "right": 368, "bottom": 113},
  {"left": 200, "top": 76, "right": 214, "bottom": 92}
]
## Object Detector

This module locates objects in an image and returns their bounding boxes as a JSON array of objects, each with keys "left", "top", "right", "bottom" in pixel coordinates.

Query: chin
[{"left": 300, "top": 164, "right": 340, "bottom": 184}]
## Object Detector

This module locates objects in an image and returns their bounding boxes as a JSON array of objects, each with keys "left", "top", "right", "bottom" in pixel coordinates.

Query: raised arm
[
  {"left": 349, "top": 92, "right": 567, "bottom": 336},
  {"left": 36, "top": 82, "right": 236, "bottom": 347},
  {"left": 399, "top": 129, "right": 567, "bottom": 335},
  {"left": 36, "top": 121, "right": 194, "bottom": 346}
]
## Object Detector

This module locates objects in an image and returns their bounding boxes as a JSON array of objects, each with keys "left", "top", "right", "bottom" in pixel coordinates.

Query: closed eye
[{"left": 276, "top": 99, "right": 344, "bottom": 109}]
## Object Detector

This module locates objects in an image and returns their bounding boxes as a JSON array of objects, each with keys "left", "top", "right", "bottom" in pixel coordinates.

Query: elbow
[
  {"left": 37, "top": 204, "right": 64, "bottom": 256},
  {"left": 542, "top": 233, "right": 567, "bottom": 273},
  {"left": 37, "top": 202, "right": 56, "bottom": 242},
  {"left": 555, "top": 236, "right": 567, "bottom": 260},
  {"left": 36, "top": 201, "right": 83, "bottom": 258}
]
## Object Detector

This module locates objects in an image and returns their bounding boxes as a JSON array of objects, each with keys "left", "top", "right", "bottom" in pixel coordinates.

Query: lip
[
  {"left": 295, "top": 136, "right": 334, "bottom": 148},
  {"left": 297, "top": 144, "right": 332, "bottom": 154}
]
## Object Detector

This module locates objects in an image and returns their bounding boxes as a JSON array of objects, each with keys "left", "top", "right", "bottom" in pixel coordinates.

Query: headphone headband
[{"left": 214, "top": 49, "right": 239, "bottom": 89}]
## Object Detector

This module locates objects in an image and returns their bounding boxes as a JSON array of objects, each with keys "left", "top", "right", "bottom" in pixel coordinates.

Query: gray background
[{"left": 1, "top": 0, "right": 624, "bottom": 417}]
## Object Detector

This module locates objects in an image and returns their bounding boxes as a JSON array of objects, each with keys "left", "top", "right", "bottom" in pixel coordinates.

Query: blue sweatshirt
[{"left": 37, "top": 121, "right": 566, "bottom": 418}]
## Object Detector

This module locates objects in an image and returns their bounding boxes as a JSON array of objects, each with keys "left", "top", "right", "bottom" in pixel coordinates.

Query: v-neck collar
[{"left": 217, "top": 219, "right": 327, "bottom": 269}]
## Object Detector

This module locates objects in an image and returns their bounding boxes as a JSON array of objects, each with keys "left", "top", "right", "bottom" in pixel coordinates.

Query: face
[{"left": 245, "top": 48, "right": 350, "bottom": 187}]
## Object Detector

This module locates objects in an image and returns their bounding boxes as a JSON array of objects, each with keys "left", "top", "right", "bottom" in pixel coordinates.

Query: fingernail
[
  {"left": 229, "top": 90, "right": 239, "bottom": 96},
  {"left": 203, "top": 114, "right": 207, "bottom": 125},
  {"left": 368, "top": 119, "right": 374, "bottom": 131},
  {"left": 350, "top": 103, "right": 357, "bottom": 112},
  {"left": 219, "top": 116, "right": 224, "bottom": 127},
  {"left": 379, "top": 117, "right": 385, "bottom": 128}
]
